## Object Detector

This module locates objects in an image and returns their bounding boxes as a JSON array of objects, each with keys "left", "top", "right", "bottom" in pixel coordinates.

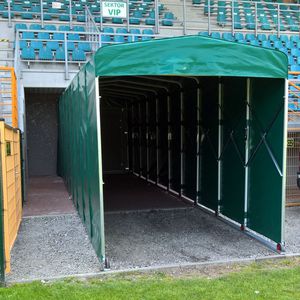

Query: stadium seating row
[
  {"left": 199, "top": 31, "right": 300, "bottom": 77},
  {"left": 195, "top": 0, "right": 300, "bottom": 32},
  {"left": 0, "top": 0, "right": 175, "bottom": 26}
]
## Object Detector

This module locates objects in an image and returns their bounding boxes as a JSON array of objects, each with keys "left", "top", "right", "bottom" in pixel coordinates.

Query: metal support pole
[
  {"left": 69, "top": 0, "right": 73, "bottom": 29},
  {"left": 180, "top": 91, "right": 184, "bottom": 196},
  {"left": 100, "top": 0, "right": 103, "bottom": 31},
  {"left": 7, "top": 0, "right": 11, "bottom": 28},
  {"left": 40, "top": 0, "right": 44, "bottom": 28},
  {"left": 146, "top": 100, "right": 149, "bottom": 181},
  {"left": 217, "top": 79, "right": 222, "bottom": 213},
  {"left": 243, "top": 78, "right": 250, "bottom": 228},
  {"left": 156, "top": 97, "right": 159, "bottom": 184},
  {"left": 154, "top": 0, "right": 159, "bottom": 34},
  {"left": 280, "top": 79, "right": 289, "bottom": 248},
  {"left": 139, "top": 103, "right": 142, "bottom": 176},
  {"left": 95, "top": 78, "right": 106, "bottom": 264},
  {"left": 183, "top": 0, "right": 187, "bottom": 35},
  {"left": 208, "top": 0, "right": 211, "bottom": 35},
  {"left": 167, "top": 95, "right": 171, "bottom": 191},
  {"left": 132, "top": 104, "right": 135, "bottom": 174},
  {"left": 231, "top": 0, "right": 234, "bottom": 36},
  {"left": 277, "top": 3, "right": 280, "bottom": 37},
  {"left": 196, "top": 86, "right": 201, "bottom": 205},
  {"left": 64, "top": 33, "right": 69, "bottom": 80},
  {"left": 254, "top": 2, "right": 257, "bottom": 36},
  {"left": 126, "top": 0, "right": 130, "bottom": 32}
]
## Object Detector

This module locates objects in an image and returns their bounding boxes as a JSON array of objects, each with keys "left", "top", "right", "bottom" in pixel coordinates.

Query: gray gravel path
[
  {"left": 105, "top": 207, "right": 275, "bottom": 270},
  {"left": 285, "top": 206, "right": 300, "bottom": 253},
  {"left": 6, "top": 214, "right": 102, "bottom": 282}
]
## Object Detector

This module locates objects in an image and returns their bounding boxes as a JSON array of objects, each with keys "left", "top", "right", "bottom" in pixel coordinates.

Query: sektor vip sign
[{"left": 102, "top": 1, "right": 127, "bottom": 18}]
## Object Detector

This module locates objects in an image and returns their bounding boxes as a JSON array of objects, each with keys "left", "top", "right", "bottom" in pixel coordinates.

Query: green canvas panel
[
  {"left": 247, "top": 78, "right": 285, "bottom": 243},
  {"left": 158, "top": 96, "right": 168, "bottom": 187},
  {"left": 198, "top": 77, "right": 219, "bottom": 211},
  {"left": 58, "top": 61, "right": 104, "bottom": 260},
  {"left": 94, "top": 36, "right": 287, "bottom": 79},
  {"left": 220, "top": 77, "right": 247, "bottom": 224},
  {"left": 132, "top": 103, "right": 140, "bottom": 174},
  {"left": 170, "top": 93, "right": 181, "bottom": 193},
  {"left": 183, "top": 87, "right": 197, "bottom": 200}
]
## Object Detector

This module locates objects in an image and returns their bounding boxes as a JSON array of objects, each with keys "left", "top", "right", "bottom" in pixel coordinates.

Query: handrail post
[
  {"left": 99, "top": 33, "right": 102, "bottom": 48},
  {"left": 254, "top": 2, "right": 257, "bottom": 36},
  {"left": 40, "top": 0, "right": 44, "bottom": 28},
  {"left": 126, "top": 0, "right": 129, "bottom": 32},
  {"left": 100, "top": 0, "right": 103, "bottom": 32},
  {"left": 208, "top": 0, "right": 211, "bottom": 35},
  {"left": 277, "top": 3, "right": 280, "bottom": 37},
  {"left": 231, "top": 0, "right": 234, "bottom": 36},
  {"left": 183, "top": 0, "right": 187, "bottom": 35},
  {"left": 154, "top": 0, "right": 159, "bottom": 34},
  {"left": 64, "top": 32, "right": 69, "bottom": 80},
  {"left": 69, "top": 0, "right": 72, "bottom": 29},
  {"left": 7, "top": 0, "right": 11, "bottom": 28}
]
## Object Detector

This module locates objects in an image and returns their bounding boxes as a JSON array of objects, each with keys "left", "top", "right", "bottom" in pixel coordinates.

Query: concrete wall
[{"left": 25, "top": 90, "right": 60, "bottom": 176}]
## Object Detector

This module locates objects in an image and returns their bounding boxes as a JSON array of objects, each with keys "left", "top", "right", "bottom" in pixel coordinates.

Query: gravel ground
[
  {"left": 105, "top": 207, "right": 275, "bottom": 270},
  {"left": 285, "top": 206, "right": 300, "bottom": 253},
  {"left": 6, "top": 214, "right": 102, "bottom": 282}
]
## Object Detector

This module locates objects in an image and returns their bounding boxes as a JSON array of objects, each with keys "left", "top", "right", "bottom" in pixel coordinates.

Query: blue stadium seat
[
  {"left": 29, "top": 24, "right": 42, "bottom": 31},
  {"left": 237, "top": 39, "right": 247, "bottom": 44},
  {"left": 291, "top": 48, "right": 300, "bottom": 57},
  {"left": 199, "top": 32, "right": 209, "bottom": 36},
  {"left": 145, "top": 11, "right": 155, "bottom": 25},
  {"left": 116, "top": 28, "right": 128, "bottom": 34},
  {"left": 130, "top": 29, "right": 141, "bottom": 35},
  {"left": 278, "top": 47, "right": 288, "bottom": 55},
  {"left": 262, "top": 40, "right": 272, "bottom": 49},
  {"left": 250, "top": 40, "right": 260, "bottom": 46},
  {"left": 273, "top": 41, "right": 284, "bottom": 49},
  {"left": 101, "top": 35, "right": 111, "bottom": 44},
  {"left": 21, "top": 12, "right": 33, "bottom": 19},
  {"left": 19, "top": 40, "right": 27, "bottom": 49},
  {"left": 288, "top": 56, "right": 295, "bottom": 65},
  {"left": 130, "top": 11, "right": 142, "bottom": 25},
  {"left": 77, "top": 15, "right": 86, "bottom": 22},
  {"left": 114, "top": 35, "right": 125, "bottom": 43},
  {"left": 211, "top": 32, "right": 221, "bottom": 39},
  {"left": 59, "top": 14, "right": 70, "bottom": 22},
  {"left": 222, "top": 32, "right": 234, "bottom": 42},
  {"left": 234, "top": 33, "right": 243, "bottom": 41},
  {"left": 44, "top": 25, "right": 56, "bottom": 31},
  {"left": 280, "top": 35, "right": 289, "bottom": 43},
  {"left": 268, "top": 34, "right": 279, "bottom": 43},
  {"left": 103, "top": 27, "right": 114, "bottom": 34},
  {"left": 66, "top": 42, "right": 75, "bottom": 51},
  {"left": 245, "top": 33, "right": 256, "bottom": 42},
  {"left": 72, "top": 49, "right": 86, "bottom": 61},
  {"left": 21, "top": 47, "right": 35, "bottom": 60},
  {"left": 37, "top": 32, "right": 50, "bottom": 40},
  {"left": 257, "top": 34, "right": 267, "bottom": 42},
  {"left": 59, "top": 25, "right": 71, "bottom": 31},
  {"left": 291, "top": 36, "right": 300, "bottom": 44},
  {"left": 2, "top": 12, "right": 15, "bottom": 19},
  {"left": 78, "top": 42, "right": 91, "bottom": 52},
  {"left": 55, "top": 47, "right": 66, "bottom": 61},
  {"left": 162, "top": 12, "right": 174, "bottom": 26},
  {"left": 142, "top": 29, "right": 154, "bottom": 41},
  {"left": 38, "top": 47, "right": 53, "bottom": 60},
  {"left": 15, "top": 23, "right": 27, "bottom": 31},
  {"left": 31, "top": 40, "right": 43, "bottom": 50},
  {"left": 291, "top": 65, "right": 300, "bottom": 72},
  {"left": 53, "top": 32, "right": 65, "bottom": 40},
  {"left": 23, "top": 31, "right": 35, "bottom": 40},
  {"left": 68, "top": 33, "right": 80, "bottom": 40},
  {"left": 46, "top": 41, "right": 60, "bottom": 50},
  {"left": 112, "top": 17, "right": 124, "bottom": 24},
  {"left": 73, "top": 26, "right": 85, "bottom": 32}
]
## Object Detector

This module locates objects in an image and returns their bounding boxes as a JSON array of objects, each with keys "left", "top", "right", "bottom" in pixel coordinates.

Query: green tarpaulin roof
[{"left": 94, "top": 35, "right": 288, "bottom": 79}]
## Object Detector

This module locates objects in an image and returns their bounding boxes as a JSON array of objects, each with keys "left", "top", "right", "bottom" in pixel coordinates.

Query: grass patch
[{"left": 1, "top": 258, "right": 300, "bottom": 300}]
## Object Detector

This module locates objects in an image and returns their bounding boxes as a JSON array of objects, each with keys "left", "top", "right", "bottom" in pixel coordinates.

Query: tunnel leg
[
  {"left": 180, "top": 91, "right": 184, "bottom": 197},
  {"left": 217, "top": 79, "right": 223, "bottom": 215}
]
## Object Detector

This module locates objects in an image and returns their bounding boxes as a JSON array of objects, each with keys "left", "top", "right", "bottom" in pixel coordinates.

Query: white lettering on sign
[
  {"left": 102, "top": 1, "right": 127, "bottom": 18},
  {"left": 52, "top": 1, "right": 62, "bottom": 9}
]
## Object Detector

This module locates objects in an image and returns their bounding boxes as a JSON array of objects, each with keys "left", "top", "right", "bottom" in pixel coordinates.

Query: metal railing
[{"left": 3, "top": 0, "right": 300, "bottom": 37}]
